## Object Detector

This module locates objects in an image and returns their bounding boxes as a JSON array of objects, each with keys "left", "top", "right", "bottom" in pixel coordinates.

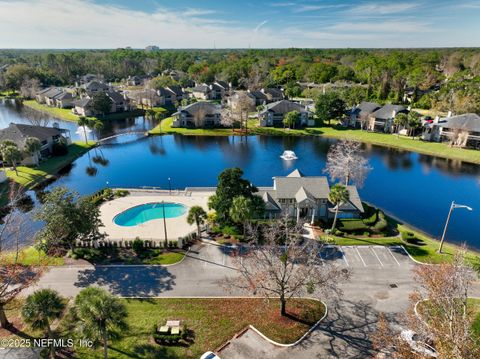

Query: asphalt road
[{"left": 20, "top": 242, "right": 480, "bottom": 358}]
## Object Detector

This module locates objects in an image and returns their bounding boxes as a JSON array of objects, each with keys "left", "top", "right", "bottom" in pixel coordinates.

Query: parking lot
[{"left": 320, "top": 245, "right": 413, "bottom": 268}]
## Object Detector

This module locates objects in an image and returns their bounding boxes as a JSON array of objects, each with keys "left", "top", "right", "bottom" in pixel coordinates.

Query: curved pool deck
[{"left": 99, "top": 191, "right": 213, "bottom": 241}]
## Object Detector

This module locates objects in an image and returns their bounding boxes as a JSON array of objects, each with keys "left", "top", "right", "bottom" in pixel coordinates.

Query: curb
[
  {"left": 216, "top": 297, "right": 328, "bottom": 351},
  {"left": 47, "top": 248, "right": 191, "bottom": 269}
]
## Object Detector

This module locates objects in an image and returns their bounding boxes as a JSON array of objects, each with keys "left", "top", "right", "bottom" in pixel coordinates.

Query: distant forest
[{"left": 1, "top": 48, "right": 479, "bottom": 113}]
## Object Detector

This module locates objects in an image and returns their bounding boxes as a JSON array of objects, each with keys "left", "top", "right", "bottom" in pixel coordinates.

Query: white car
[
  {"left": 400, "top": 329, "right": 438, "bottom": 358},
  {"left": 200, "top": 352, "right": 220, "bottom": 359}
]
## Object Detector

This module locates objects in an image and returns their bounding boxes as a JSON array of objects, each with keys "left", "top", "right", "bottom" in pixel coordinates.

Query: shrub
[
  {"left": 72, "top": 247, "right": 103, "bottom": 261},
  {"left": 372, "top": 211, "right": 388, "bottom": 233},
  {"left": 132, "top": 237, "right": 144, "bottom": 254},
  {"left": 114, "top": 189, "right": 130, "bottom": 198},
  {"left": 338, "top": 219, "right": 368, "bottom": 233},
  {"left": 362, "top": 210, "right": 378, "bottom": 226}
]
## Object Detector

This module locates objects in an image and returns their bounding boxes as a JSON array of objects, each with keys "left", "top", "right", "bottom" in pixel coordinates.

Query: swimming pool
[{"left": 113, "top": 202, "right": 187, "bottom": 227}]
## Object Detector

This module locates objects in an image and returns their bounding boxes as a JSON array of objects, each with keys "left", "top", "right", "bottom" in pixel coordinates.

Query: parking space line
[
  {"left": 370, "top": 246, "right": 384, "bottom": 267},
  {"left": 339, "top": 248, "right": 349, "bottom": 266},
  {"left": 355, "top": 247, "right": 367, "bottom": 267},
  {"left": 387, "top": 247, "right": 401, "bottom": 266}
]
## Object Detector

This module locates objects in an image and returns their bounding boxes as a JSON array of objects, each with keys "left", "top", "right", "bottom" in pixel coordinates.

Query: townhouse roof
[
  {"left": 371, "top": 104, "right": 407, "bottom": 120},
  {"left": 0, "top": 123, "right": 63, "bottom": 149},
  {"left": 434, "top": 113, "right": 480, "bottom": 132},
  {"left": 259, "top": 100, "right": 309, "bottom": 115}
]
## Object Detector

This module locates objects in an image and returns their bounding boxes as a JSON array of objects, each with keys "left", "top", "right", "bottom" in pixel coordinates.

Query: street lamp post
[
  {"left": 168, "top": 177, "right": 172, "bottom": 195},
  {"left": 438, "top": 201, "right": 473, "bottom": 253},
  {"left": 162, "top": 200, "right": 168, "bottom": 248}
]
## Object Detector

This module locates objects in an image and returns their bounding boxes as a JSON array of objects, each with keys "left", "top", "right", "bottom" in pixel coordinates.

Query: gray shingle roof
[
  {"left": 287, "top": 169, "right": 304, "bottom": 177},
  {"left": 263, "top": 88, "right": 284, "bottom": 98},
  {"left": 249, "top": 91, "right": 268, "bottom": 100},
  {"left": 167, "top": 85, "right": 184, "bottom": 96},
  {"left": 107, "top": 91, "right": 125, "bottom": 104},
  {"left": 0, "top": 123, "right": 63, "bottom": 149},
  {"left": 74, "top": 98, "right": 92, "bottom": 108},
  {"left": 436, "top": 113, "right": 480, "bottom": 132},
  {"left": 371, "top": 104, "right": 407, "bottom": 120},
  {"left": 192, "top": 85, "right": 210, "bottom": 93},
  {"left": 295, "top": 186, "right": 316, "bottom": 203},
  {"left": 351, "top": 101, "right": 381, "bottom": 118},
  {"left": 177, "top": 101, "right": 220, "bottom": 116},
  {"left": 274, "top": 176, "right": 330, "bottom": 199},
  {"left": 260, "top": 100, "right": 308, "bottom": 115}
]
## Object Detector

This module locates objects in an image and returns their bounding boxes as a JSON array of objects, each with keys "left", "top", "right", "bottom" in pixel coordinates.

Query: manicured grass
[
  {"left": 2, "top": 141, "right": 96, "bottom": 190},
  {"left": 325, "top": 223, "right": 480, "bottom": 265},
  {"left": 142, "top": 250, "right": 185, "bottom": 265},
  {"left": 149, "top": 117, "right": 235, "bottom": 136},
  {"left": 68, "top": 298, "right": 325, "bottom": 359},
  {"left": 23, "top": 100, "right": 86, "bottom": 122},
  {"left": 24, "top": 100, "right": 145, "bottom": 123},
  {"left": 2, "top": 246, "right": 65, "bottom": 266}
]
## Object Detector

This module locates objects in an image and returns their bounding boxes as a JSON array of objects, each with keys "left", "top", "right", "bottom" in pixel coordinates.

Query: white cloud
[
  {"left": 293, "top": 4, "right": 346, "bottom": 13},
  {"left": 182, "top": 8, "right": 217, "bottom": 17},
  {"left": 330, "top": 21, "right": 431, "bottom": 33},
  {"left": 0, "top": 0, "right": 286, "bottom": 48},
  {"left": 349, "top": 2, "right": 419, "bottom": 15}
]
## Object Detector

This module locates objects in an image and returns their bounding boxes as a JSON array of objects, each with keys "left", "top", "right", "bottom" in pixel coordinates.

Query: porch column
[
  {"left": 296, "top": 205, "right": 300, "bottom": 223},
  {"left": 311, "top": 208, "right": 315, "bottom": 225}
]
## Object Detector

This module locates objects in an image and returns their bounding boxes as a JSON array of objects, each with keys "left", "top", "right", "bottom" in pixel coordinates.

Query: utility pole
[{"left": 438, "top": 201, "right": 473, "bottom": 253}]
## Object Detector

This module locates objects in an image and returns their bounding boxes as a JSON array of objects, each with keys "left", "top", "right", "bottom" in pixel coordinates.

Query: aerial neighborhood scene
[{"left": 1, "top": 0, "right": 480, "bottom": 358}]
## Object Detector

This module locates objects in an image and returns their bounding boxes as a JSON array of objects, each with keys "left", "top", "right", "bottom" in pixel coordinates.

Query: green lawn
[
  {"left": 326, "top": 223, "right": 480, "bottom": 265},
  {"left": 67, "top": 298, "right": 325, "bottom": 359},
  {"left": 23, "top": 100, "right": 86, "bottom": 122},
  {"left": 2, "top": 141, "right": 96, "bottom": 190},
  {"left": 23, "top": 100, "right": 145, "bottom": 123},
  {"left": 149, "top": 117, "right": 235, "bottom": 136},
  {"left": 2, "top": 246, "right": 64, "bottom": 266}
]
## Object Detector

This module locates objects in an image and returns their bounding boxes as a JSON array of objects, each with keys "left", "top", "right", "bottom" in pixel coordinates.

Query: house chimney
[
  {"left": 447, "top": 111, "right": 452, "bottom": 117},
  {"left": 392, "top": 110, "right": 397, "bottom": 118},
  {"left": 434, "top": 115, "right": 439, "bottom": 124},
  {"left": 407, "top": 105, "right": 411, "bottom": 111}
]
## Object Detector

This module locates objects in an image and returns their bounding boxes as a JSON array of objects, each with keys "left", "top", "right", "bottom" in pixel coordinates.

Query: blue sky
[{"left": 0, "top": 0, "right": 479, "bottom": 48}]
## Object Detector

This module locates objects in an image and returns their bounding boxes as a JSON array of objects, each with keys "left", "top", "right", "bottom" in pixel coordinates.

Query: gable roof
[
  {"left": 249, "top": 90, "right": 268, "bottom": 100},
  {"left": 55, "top": 92, "right": 74, "bottom": 101},
  {"left": 106, "top": 91, "right": 125, "bottom": 104},
  {"left": 371, "top": 104, "right": 407, "bottom": 120},
  {"left": 435, "top": 113, "right": 480, "bottom": 132},
  {"left": 295, "top": 186, "right": 316, "bottom": 204},
  {"left": 73, "top": 98, "right": 92, "bottom": 108},
  {"left": 287, "top": 169, "right": 304, "bottom": 177},
  {"left": 214, "top": 80, "right": 229, "bottom": 89},
  {"left": 0, "top": 123, "right": 63, "bottom": 149},
  {"left": 262, "top": 191, "right": 282, "bottom": 211},
  {"left": 260, "top": 100, "right": 308, "bottom": 115},
  {"left": 175, "top": 101, "right": 220, "bottom": 116},
  {"left": 352, "top": 101, "right": 381, "bottom": 118},
  {"left": 191, "top": 84, "right": 210, "bottom": 93},
  {"left": 274, "top": 175, "right": 329, "bottom": 199},
  {"left": 167, "top": 85, "right": 184, "bottom": 96},
  {"left": 263, "top": 88, "right": 284, "bottom": 98}
]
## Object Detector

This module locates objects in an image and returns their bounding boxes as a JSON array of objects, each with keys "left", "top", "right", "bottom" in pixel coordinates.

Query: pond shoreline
[{"left": 149, "top": 119, "right": 480, "bottom": 165}]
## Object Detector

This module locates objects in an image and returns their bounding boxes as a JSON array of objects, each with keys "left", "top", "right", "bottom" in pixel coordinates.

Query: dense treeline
[{"left": 1, "top": 48, "right": 479, "bottom": 113}]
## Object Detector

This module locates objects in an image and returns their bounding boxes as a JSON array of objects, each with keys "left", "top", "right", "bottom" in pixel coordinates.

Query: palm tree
[
  {"left": 24, "top": 137, "right": 42, "bottom": 166},
  {"left": 328, "top": 184, "right": 350, "bottom": 230},
  {"left": 229, "top": 196, "right": 253, "bottom": 236},
  {"left": 1, "top": 145, "right": 22, "bottom": 176},
  {"left": 21, "top": 289, "right": 65, "bottom": 359},
  {"left": 187, "top": 206, "right": 207, "bottom": 239},
  {"left": 78, "top": 116, "right": 90, "bottom": 144},
  {"left": 74, "top": 287, "right": 128, "bottom": 359}
]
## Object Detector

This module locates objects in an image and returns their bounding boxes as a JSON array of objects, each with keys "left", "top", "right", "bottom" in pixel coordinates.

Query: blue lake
[{"left": 1, "top": 100, "right": 479, "bottom": 250}]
